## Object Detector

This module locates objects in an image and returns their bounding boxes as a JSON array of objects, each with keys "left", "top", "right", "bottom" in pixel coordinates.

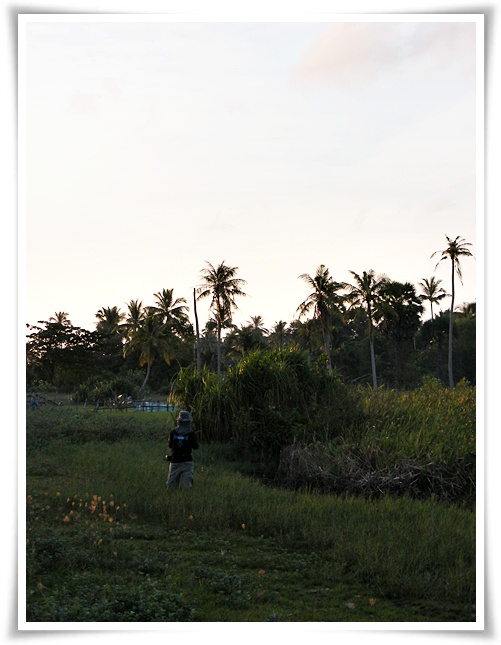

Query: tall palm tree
[
  {"left": 269, "top": 321, "right": 289, "bottom": 349},
  {"left": 296, "top": 264, "right": 342, "bottom": 371},
  {"left": 248, "top": 315, "right": 269, "bottom": 336},
  {"left": 225, "top": 324, "right": 261, "bottom": 359},
  {"left": 289, "top": 319, "right": 316, "bottom": 364},
  {"left": 343, "top": 270, "right": 387, "bottom": 390},
  {"left": 152, "top": 288, "right": 190, "bottom": 332},
  {"left": 418, "top": 277, "right": 447, "bottom": 321},
  {"left": 432, "top": 235, "right": 474, "bottom": 387},
  {"left": 123, "top": 314, "right": 176, "bottom": 393},
  {"left": 196, "top": 261, "right": 247, "bottom": 375},
  {"left": 95, "top": 306, "right": 124, "bottom": 335},
  {"left": 121, "top": 299, "right": 145, "bottom": 341},
  {"left": 375, "top": 281, "right": 424, "bottom": 387}
]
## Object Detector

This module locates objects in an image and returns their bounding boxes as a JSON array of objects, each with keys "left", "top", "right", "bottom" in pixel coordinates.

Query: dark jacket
[{"left": 168, "top": 425, "right": 198, "bottom": 463}]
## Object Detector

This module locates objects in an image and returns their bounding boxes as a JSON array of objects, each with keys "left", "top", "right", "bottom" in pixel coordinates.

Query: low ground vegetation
[{"left": 25, "top": 375, "right": 476, "bottom": 623}]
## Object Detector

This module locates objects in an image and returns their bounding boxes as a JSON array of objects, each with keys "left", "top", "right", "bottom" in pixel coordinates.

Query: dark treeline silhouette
[{"left": 26, "top": 241, "right": 475, "bottom": 398}]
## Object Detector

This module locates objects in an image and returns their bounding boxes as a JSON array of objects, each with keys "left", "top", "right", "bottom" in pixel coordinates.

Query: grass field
[{"left": 24, "top": 404, "right": 477, "bottom": 624}]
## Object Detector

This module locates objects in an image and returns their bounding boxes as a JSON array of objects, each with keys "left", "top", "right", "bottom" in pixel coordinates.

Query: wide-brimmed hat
[{"left": 177, "top": 410, "right": 192, "bottom": 423}]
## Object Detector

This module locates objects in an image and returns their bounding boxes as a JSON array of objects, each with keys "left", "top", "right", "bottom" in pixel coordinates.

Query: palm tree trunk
[
  {"left": 193, "top": 289, "right": 201, "bottom": 372},
  {"left": 448, "top": 260, "right": 455, "bottom": 387},
  {"left": 322, "top": 317, "right": 332, "bottom": 371},
  {"left": 369, "top": 334, "right": 377, "bottom": 390},
  {"left": 368, "top": 306, "right": 378, "bottom": 390},
  {"left": 139, "top": 361, "right": 151, "bottom": 393},
  {"left": 216, "top": 318, "right": 222, "bottom": 376}
]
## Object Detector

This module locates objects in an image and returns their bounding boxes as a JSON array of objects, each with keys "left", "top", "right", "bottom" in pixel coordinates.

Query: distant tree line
[{"left": 26, "top": 236, "right": 475, "bottom": 397}]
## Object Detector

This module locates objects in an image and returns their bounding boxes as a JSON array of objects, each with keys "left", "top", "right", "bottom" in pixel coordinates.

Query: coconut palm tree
[
  {"left": 196, "top": 261, "right": 247, "bottom": 375},
  {"left": 296, "top": 264, "right": 342, "bottom": 371},
  {"left": 343, "top": 270, "right": 388, "bottom": 390},
  {"left": 375, "top": 280, "right": 424, "bottom": 387},
  {"left": 225, "top": 324, "right": 262, "bottom": 359},
  {"left": 152, "top": 288, "right": 190, "bottom": 332},
  {"left": 246, "top": 315, "right": 269, "bottom": 349},
  {"left": 121, "top": 299, "right": 145, "bottom": 341},
  {"left": 269, "top": 321, "right": 289, "bottom": 349},
  {"left": 432, "top": 235, "right": 474, "bottom": 387},
  {"left": 418, "top": 277, "right": 447, "bottom": 321},
  {"left": 248, "top": 315, "right": 269, "bottom": 336},
  {"left": 95, "top": 306, "right": 124, "bottom": 335},
  {"left": 289, "top": 319, "right": 316, "bottom": 365},
  {"left": 123, "top": 314, "right": 176, "bottom": 393}
]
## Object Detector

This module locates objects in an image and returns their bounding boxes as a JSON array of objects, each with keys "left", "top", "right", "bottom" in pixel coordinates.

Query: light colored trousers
[{"left": 167, "top": 461, "right": 195, "bottom": 490}]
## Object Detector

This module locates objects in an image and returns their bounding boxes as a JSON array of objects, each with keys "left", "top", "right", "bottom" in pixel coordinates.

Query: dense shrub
[
  {"left": 169, "top": 353, "right": 476, "bottom": 504},
  {"left": 72, "top": 371, "right": 145, "bottom": 403},
  {"left": 171, "top": 349, "right": 364, "bottom": 455}
]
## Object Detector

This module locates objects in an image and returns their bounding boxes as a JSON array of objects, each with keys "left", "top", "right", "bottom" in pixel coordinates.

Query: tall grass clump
[{"left": 171, "top": 349, "right": 363, "bottom": 455}]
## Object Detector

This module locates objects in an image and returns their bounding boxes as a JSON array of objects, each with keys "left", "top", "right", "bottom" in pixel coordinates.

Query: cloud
[{"left": 292, "top": 21, "right": 475, "bottom": 86}]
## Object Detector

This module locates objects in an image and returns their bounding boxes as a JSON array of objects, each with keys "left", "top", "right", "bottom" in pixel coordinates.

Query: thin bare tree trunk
[
  {"left": 217, "top": 319, "right": 222, "bottom": 376},
  {"left": 368, "top": 305, "right": 378, "bottom": 390},
  {"left": 193, "top": 288, "right": 201, "bottom": 372},
  {"left": 370, "top": 334, "right": 377, "bottom": 390},
  {"left": 448, "top": 260, "right": 455, "bottom": 387}
]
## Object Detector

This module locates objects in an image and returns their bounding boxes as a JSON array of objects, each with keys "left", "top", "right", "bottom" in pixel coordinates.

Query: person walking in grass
[{"left": 166, "top": 410, "right": 198, "bottom": 490}]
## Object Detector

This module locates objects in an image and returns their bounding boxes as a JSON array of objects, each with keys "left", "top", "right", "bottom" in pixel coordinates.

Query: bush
[
  {"left": 171, "top": 349, "right": 366, "bottom": 455},
  {"left": 72, "top": 371, "right": 145, "bottom": 403},
  {"left": 275, "top": 379, "right": 476, "bottom": 505}
]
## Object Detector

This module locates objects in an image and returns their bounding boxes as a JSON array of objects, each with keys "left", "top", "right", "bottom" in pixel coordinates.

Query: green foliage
[
  {"left": 172, "top": 349, "right": 367, "bottom": 455},
  {"left": 27, "top": 573, "right": 195, "bottom": 622},
  {"left": 26, "top": 429, "right": 476, "bottom": 622},
  {"left": 171, "top": 366, "right": 235, "bottom": 441},
  {"left": 72, "top": 371, "right": 145, "bottom": 403},
  {"left": 171, "top": 358, "right": 476, "bottom": 505},
  {"left": 26, "top": 406, "right": 175, "bottom": 451},
  {"left": 276, "top": 377, "right": 476, "bottom": 504}
]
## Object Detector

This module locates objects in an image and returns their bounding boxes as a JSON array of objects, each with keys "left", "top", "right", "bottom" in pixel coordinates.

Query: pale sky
[{"left": 22, "top": 15, "right": 480, "bottom": 332}]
